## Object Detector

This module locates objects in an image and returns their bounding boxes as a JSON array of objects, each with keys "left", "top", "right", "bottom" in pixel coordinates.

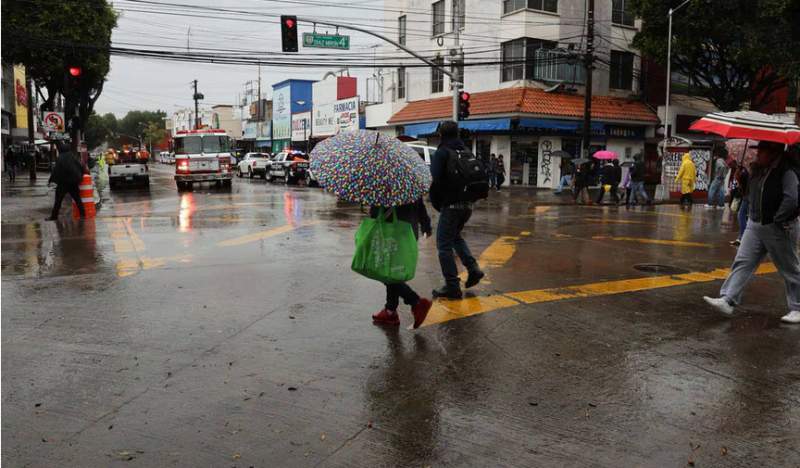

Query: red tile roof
[{"left": 387, "top": 87, "right": 659, "bottom": 124}]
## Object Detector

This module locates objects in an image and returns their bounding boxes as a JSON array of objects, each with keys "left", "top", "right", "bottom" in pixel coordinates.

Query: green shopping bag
[{"left": 351, "top": 208, "right": 418, "bottom": 283}]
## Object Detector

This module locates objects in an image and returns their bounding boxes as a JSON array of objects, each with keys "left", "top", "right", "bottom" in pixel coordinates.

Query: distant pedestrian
[
  {"left": 370, "top": 199, "right": 434, "bottom": 328},
  {"left": 488, "top": 153, "right": 498, "bottom": 188},
  {"left": 573, "top": 162, "right": 592, "bottom": 204},
  {"left": 5, "top": 146, "right": 17, "bottom": 182},
  {"left": 621, "top": 167, "right": 632, "bottom": 206},
  {"left": 675, "top": 153, "right": 696, "bottom": 208},
  {"left": 47, "top": 142, "right": 85, "bottom": 221},
  {"left": 629, "top": 154, "right": 650, "bottom": 205},
  {"left": 430, "top": 121, "right": 485, "bottom": 299},
  {"left": 706, "top": 149, "right": 729, "bottom": 208},
  {"left": 595, "top": 160, "right": 619, "bottom": 204},
  {"left": 554, "top": 160, "right": 574, "bottom": 194},
  {"left": 495, "top": 154, "right": 506, "bottom": 190},
  {"left": 729, "top": 163, "right": 750, "bottom": 246},
  {"left": 704, "top": 141, "right": 800, "bottom": 323}
]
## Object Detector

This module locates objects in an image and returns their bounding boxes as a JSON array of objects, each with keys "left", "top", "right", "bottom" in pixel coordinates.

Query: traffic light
[
  {"left": 458, "top": 91, "right": 471, "bottom": 120},
  {"left": 281, "top": 15, "right": 298, "bottom": 52},
  {"left": 68, "top": 66, "right": 82, "bottom": 77}
]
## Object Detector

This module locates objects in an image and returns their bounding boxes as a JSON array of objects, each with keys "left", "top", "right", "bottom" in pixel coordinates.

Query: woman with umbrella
[{"left": 310, "top": 130, "right": 434, "bottom": 329}]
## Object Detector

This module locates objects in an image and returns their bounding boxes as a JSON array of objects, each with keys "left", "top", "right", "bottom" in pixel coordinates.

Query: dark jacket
[
  {"left": 600, "top": 163, "right": 616, "bottom": 185},
  {"left": 370, "top": 199, "right": 432, "bottom": 239},
  {"left": 574, "top": 164, "right": 591, "bottom": 187},
  {"left": 48, "top": 151, "right": 83, "bottom": 187},
  {"left": 748, "top": 158, "right": 798, "bottom": 225},
  {"left": 430, "top": 137, "right": 467, "bottom": 211}
]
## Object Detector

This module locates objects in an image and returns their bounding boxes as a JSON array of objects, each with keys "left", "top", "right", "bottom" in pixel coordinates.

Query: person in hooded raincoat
[{"left": 675, "top": 153, "right": 696, "bottom": 207}]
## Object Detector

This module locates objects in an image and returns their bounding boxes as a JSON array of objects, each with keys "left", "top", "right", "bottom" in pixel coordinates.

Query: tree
[
  {"left": 116, "top": 110, "right": 167, "bottom": 146},
  {"left": 84, "top": 112, "right": 117, "bottom": 150},
  {"left": 1, "top": 0, "right": 117, "bottom": 137},
  {"left": 630, "top": 0, "right": 800, "bottom": 111}
]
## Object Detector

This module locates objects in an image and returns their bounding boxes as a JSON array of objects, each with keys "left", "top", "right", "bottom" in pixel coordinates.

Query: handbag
[
  {"left": 351, "top": 208, "right": 418, "bottom": 283},
  {"left": 730, "top": 197, "right": 741, "bottom": 213}
]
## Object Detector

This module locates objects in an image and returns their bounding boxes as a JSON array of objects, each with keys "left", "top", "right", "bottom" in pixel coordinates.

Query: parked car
[
  {"left": 237, "top": 152, "right": 272, "bottom": 179},
  {"left": 267, "top": 150, "right": 309, "bottom": 185},
  {"left": 405, "top": 143, "right": 435, "bottom": 166}
]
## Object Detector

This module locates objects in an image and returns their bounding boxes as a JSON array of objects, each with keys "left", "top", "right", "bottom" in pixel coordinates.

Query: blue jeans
[
  {"left": 738, "top": 198, "right": 749, "bottom": 240},
  {"left": 630, "top": 181, "right": 649, "bottom": 204},
  {"left": 436, "top": 207, "right": 479, "bottom": 288},
  {"left": 708, "top": 178, "right": 726, "bottom": 207},
  {"left": 555, "top": 175, "right": 572, "bottom": 193}
]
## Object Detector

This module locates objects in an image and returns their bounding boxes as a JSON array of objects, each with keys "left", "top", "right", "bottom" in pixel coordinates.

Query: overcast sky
[{"left": 94, "top": 0, "right": 388, "bottom": 118}]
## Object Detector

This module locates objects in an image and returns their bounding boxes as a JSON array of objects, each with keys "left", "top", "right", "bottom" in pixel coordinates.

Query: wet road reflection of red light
[
  {"left": 178, "top": 193, "right": 195, "bottom": 232},
  {"left": 283, "top": 191, "right": 302, "bottom": 226}
]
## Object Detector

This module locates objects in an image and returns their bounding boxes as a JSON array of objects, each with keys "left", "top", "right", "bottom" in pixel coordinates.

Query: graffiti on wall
[
  {"left": 540, "top": 139, "right": 553, "bottom": 185},
  {"left": 662, "top": 148, "right": 711, "bottom": 192}
]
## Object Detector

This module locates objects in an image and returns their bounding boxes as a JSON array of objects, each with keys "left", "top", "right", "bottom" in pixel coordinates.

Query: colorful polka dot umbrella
[{"left": 310, "top": 130, "right": 432, "bottom": 207}]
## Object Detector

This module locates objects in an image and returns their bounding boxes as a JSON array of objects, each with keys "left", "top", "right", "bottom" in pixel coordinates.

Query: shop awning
[
  {"left": 459, "top": 118, "right": 511, "bottom": 132},
  {"left": 518, "top": 118, "right": 605, "bottom": 132},
  {"left": 255, "top": 138, "right": 271, "bottom": 148},
  {"left": 403, "top": 121, "right": 439, "bottom": 138}
]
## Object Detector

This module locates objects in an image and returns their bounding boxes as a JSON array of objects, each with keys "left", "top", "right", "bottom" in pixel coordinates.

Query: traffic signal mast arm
[{"left": 292, "top": 17, "right": 460, "bottom": 121}]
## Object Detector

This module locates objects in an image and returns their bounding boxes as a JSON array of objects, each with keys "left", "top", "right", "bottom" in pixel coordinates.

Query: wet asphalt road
[{"left": 2, "top": 164, "right": 799, "bottom": 467}]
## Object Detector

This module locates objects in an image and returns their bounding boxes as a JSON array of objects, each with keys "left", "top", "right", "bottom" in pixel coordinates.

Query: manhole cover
[{"left": 633, "top": 264, "right": 690, "bottom": 275}]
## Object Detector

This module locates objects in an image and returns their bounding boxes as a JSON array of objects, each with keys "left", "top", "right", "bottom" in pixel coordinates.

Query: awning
[
  {"left": 403, "top": 121, "right": 439, "bottom": 138},
  {"left": 255, "top": 139, "right": 271, "bottom": 148},
  {"left": 518, "top": 118, "right": 605, "bottom": 132},
  {"left": 459, "top": 118, "right": 511, "bottom": 132}
]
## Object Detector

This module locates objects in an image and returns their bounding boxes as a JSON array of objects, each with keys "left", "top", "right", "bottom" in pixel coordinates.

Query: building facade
[{"left": 365, "top": 0, "right": 659, "bottom": 188}]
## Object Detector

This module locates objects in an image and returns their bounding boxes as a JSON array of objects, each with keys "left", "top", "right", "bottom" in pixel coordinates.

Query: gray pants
[{"left": 721, "top": 220, "right": 800, "bottom": 311}]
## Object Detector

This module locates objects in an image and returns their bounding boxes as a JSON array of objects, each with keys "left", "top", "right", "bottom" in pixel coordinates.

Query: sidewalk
[{"left": 493, "top": 185, "right": 668, "bottom": 205}]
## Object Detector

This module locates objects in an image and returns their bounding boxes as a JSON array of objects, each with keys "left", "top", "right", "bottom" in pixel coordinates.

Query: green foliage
[
  {"left": 1, "top": 0, "right": 117, "bottom": 128},
  {"left": 117, "top": 110, "right": 167, "bottom": 145},
  {"left": 629, "top": 0, "right": 800, "bottom": 111},
  {"left": 84, "top": 112, "right": 117, "bottom": 150}
]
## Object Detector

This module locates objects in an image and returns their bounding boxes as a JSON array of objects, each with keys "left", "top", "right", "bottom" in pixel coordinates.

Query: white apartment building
[{"left": 365, "top": 0, "right": 659, "bottom": 188}]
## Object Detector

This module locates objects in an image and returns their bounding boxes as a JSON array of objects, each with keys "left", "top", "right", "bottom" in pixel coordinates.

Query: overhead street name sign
[{"left": 302, "top": 33, "right": 350, "bottom": 50}]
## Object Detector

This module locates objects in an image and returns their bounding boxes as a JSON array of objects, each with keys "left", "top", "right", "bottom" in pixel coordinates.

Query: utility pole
[
  {"left": 581, "top": 0, "right": 595, "bottom": 159},
  {"left": 193, "top": 80, "right": 200, "bottom": 129},
  {"left": 451, "top": 24, "right": 461, "bottom": 122}
]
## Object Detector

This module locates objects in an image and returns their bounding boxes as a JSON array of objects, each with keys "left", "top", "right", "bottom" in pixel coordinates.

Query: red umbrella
[
  {"left": 592, "top": 150, "right": 618, "bottom": 160},
  {"left": 690, "top": 111, "right": 800, "bottom": 144}
]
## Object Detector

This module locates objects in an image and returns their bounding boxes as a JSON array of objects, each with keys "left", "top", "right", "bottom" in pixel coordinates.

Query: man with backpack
[
  {"left": 629, "top": 154, "right": 650, "bottom": 205},
  {"left": 46, "top": 141, "right": 85, "bottom": 221},
  {"left": 429, "top": 121, "right": 487, "bottom": 299}
]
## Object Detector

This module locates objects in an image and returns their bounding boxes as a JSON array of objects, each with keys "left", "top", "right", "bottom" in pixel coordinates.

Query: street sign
[
  {"left": 302, "top": 32, "right": 350, "bottom": 50},
  {"left": 42, "top": 111, "right": 65, "bottom": 133}
]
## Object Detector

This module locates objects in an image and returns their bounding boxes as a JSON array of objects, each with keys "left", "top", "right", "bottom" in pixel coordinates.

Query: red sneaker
[
  {"left": 411, "top": 298, "right": 432, "bottom": 329},
  {"left": 372, "top": 309, "right": 400, "bottom": 326}
]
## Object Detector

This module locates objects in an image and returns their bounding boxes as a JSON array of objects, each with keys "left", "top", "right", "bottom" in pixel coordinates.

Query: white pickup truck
[{"left": 108, "top": 146, "right": 150, "bottom": 189}]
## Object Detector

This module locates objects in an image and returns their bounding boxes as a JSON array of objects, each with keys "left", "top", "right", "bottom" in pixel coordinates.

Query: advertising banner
[
  {"left": 243, "top": 121, "right": 258, "bottom": 139},
  {"left": 272, "top": 86, "right": 291, "bottom": 140},
  {"left": 313, "top": 96, "right": 359, "bottom": 137},
  {"left": 291, "top": 112, "right": 311, "bottom": 141},
  {"left": 13, "top": 65, "right": 28, "bottom": 129}
]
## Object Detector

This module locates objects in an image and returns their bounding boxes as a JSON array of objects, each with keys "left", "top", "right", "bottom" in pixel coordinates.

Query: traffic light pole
[
  {"left": 581, "top": 0, "right": 594, "bottom": 159},
  {"left": 193, "top": 79, "right": 200, "bottom": 129},
  {"left": 295, "top": 17, "right": 460, "bottom": 121}
]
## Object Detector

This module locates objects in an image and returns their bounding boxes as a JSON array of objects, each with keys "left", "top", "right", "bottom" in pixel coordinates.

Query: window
[
  {"left": 610, "top": 50, "right": 634, "bottom": 90},
  {"left": 501, "top": 39, "right": 525, "bottom": 81},
  {"left": 397, "top": 67, "right": 406, "bottom": 100},
  {"left": 612, "top": 0, "right": 635, "bottom": 26},
  {"left": 398, "top": 15, "right": 407, "bottom": 45},
  {"left": 503, "top": 0, "right": 557, "bottom": 15},
  {"left": 432, "top": 1, "right": 445, "bottom": 36},
  {"left": 431, "top": 56, "right": 444, "bottom": 93},
  {"left": 502, "top": 37, "right": 556, "bottom": 82},
  {"left": 452, "top": 0, "right": 465, "bottom": 31}
]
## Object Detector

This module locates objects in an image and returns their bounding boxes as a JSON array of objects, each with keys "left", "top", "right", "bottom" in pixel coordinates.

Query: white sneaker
[
  {"left": 781, "top": 311, "right": 800, "bottom": 324},
  {"left": 703, "top": 296, "right": 735, "bottom": 316}
]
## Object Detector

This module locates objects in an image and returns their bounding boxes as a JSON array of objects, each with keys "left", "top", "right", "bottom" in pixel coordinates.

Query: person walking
[
  {"left": 430, "top": 120, "right": 485, "bottom": 299},
  {"left": 729, "top": 163, "right": 750, "bottom": 246},
  {"left": 495, "top": 154, "right": 506, "bottom": 190},
  {"left": 703, "top": 141, "right": 800, "bottom": 323},
  {"left": 595, "top": 160, "right": 619, "bottom": 204},
  {"left": 676, "top": 153, "right": 697, "bottom": 208},
  {"left": 370, "top": 199, "right": 434, "bottom": 328},
  {"left": 488, "top": 153, "right": 498, "bottom": 189},
  {"left": 629, "top": 155, "right": 650, "bottom": 205},
  {"left": 573, "top": 161, "right": 592, "bottom": 205},
  {"left": 46, "top": 142, "right": 85, "bottom": 221},
  {"left": 706, "top": 149, "right": 729, "bottom": 208},
  {"left": 554, "top": 160, "right": 574, "bottom": 195},
  {"left": 621, "top": 167, "right": 632, "bottom": 207},
  {"left": 5, "top": 146, "right": 17, "bottom": 182}
]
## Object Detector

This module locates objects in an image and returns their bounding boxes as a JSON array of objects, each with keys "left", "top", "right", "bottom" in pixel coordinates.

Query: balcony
[{"left": 531, "top": 49, "right": 585, "bottom": 85}]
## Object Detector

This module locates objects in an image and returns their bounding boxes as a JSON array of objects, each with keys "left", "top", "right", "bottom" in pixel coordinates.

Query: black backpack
[{"left": 446, "top": 148, "right": 489, "bottom": 202}]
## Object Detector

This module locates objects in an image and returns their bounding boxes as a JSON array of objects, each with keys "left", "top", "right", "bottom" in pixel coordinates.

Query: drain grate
[{"left": 633, "top": 264, "right": 691, "bottom": 275}]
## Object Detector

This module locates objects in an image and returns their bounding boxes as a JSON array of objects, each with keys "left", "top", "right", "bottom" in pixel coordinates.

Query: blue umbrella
[{"left": 310, "top": 130, "right": 432, "bottom": 206}]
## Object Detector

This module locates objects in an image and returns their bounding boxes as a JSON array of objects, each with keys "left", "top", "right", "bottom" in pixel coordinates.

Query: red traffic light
[
  {"left": 68, "top": 66, "right": 82, "bottom": 77},
  {"left": 284, "top": 18, "right": 295, "bottom": 29},
  {"left": 460, "top": 91, "right": 470, "bottom": 100}
]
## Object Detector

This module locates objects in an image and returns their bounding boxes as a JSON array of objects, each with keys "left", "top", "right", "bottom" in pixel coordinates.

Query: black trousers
[
  {"left": 596, "top": 184, "right": 619, "bottom": 204},
  {"left": 51, "top": 184, "right": 84, "bottom": 219},
  {"left": 680, "top": 193, "right": 694, "bottom": 206},
  {"left": 384, "top": 282, "right": 420, "bottom": 311}
]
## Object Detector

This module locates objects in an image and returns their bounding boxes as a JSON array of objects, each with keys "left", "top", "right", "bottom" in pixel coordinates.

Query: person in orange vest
[{"left": 46, "top": 141, "right": 85, "bottom": 221}]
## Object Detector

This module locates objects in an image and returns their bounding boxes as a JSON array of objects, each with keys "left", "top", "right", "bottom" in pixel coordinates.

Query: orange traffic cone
[{"left": 72, "top": 174, "right": 96, "bottom": 219}]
